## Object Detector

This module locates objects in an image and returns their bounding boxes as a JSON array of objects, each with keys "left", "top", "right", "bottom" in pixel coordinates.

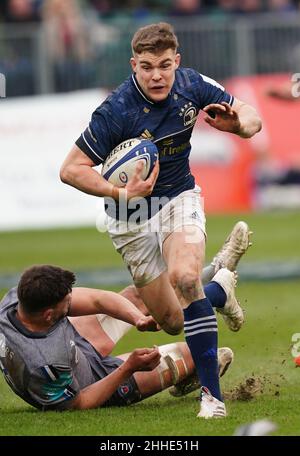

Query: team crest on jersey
[{"left": 179, "top": 102, "right": 197, "bottom": 127}]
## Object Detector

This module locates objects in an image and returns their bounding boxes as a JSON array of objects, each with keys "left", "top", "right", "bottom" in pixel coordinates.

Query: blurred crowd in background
[
  {"left": 1, "top": 1, "right": 300, "bottom": 101},
  {"left": 1, "top": 1, "right": 300, "bottom": 213},
  {"left": 1, "top": 0, "right": 300, "bottom": 24}
]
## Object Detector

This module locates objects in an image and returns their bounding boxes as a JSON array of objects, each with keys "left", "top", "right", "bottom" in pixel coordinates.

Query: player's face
[
  {"left": 50, "top": 293, "right": 72, "bottom": 325},
  {"left": 131, "top": 49, "right": 181, "bottom": 102}
]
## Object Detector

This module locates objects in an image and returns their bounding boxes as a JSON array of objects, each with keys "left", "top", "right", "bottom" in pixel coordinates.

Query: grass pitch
[{"left": 0, "top": 211, "right": 300, "bottom": 436}]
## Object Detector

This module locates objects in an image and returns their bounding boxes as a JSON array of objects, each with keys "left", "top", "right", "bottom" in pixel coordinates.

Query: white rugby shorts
[{"left": 106, "top": 186, "right": 206, "bottom": 287}]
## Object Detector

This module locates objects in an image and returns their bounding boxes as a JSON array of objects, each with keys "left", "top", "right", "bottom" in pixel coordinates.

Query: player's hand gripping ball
[{"left": 101, "top": 138, "right": 158, "bottom": 187}]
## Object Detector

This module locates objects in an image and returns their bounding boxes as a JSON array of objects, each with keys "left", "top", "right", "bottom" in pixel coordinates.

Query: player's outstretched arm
[
  {"left": 70, "top": 287, "right": 160, "bottom": 331},
  {"left": 68, "top": 348, "right": 161, "bottom": 410},
  {"left": 266, "top": 81, "right": 296, "bottom": 101},
  {"left": 203, "top": 99, "right": 262, "bottom": 138}
]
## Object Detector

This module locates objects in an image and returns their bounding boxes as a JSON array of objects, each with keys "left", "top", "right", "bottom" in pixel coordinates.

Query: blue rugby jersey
[{"left": 76, "top": 68, "right": 234, "bottom": 221}]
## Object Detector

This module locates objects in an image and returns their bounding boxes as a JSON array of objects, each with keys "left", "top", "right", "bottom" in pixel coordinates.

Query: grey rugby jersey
[{"left": 0, "top": 288, "right": 122, "bottom": 410}]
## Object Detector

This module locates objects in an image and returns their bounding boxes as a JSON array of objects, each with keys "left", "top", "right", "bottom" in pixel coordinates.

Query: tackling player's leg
[{"left": 117, "top": 342, "right": 234, "bottom": 402}]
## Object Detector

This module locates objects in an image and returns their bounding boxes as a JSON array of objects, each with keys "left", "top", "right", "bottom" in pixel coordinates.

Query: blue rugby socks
[
  {"left": 204, "top": 282, "right": 226, "bottom": 308},
  {"left": 184, "top": 298, "right": 222, "bottom": 401}
]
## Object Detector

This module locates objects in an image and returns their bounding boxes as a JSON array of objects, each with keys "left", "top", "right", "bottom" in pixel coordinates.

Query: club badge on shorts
[{"left": 118, "top": 383, "right": 132, "bottom": 398}]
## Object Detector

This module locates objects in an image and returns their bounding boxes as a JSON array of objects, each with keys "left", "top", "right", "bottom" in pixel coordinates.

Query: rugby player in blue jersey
[{"left": 60, "top": 22, "right": 261, "bottom": 418}]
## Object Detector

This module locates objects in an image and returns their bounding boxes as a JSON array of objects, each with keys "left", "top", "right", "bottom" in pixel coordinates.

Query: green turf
[
  {"left": 0, "top": 211, "right": 299, "bottom": 274},
  {"left": 0, "top": 212, "right": 300, "bottom": 435}
]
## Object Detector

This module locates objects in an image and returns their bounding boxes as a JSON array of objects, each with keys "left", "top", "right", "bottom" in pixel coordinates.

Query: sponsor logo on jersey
[
  {"left": 0, "top": 333, "right": 14, "bottom": 360},
  {"left": 141, "top": 129, "right": 154, "bottom": 141},
  {"left": 160, "top": 141, "right": 190, "bottom": 157},
  {"left": 162, "top": 139, "right": 173, "bottom": 146},
  {"left": 0, "top": 333, "right": 6, "bottom": 357},
  {"left": 70, "top": 340, "right": 78, "bottom": 363}
]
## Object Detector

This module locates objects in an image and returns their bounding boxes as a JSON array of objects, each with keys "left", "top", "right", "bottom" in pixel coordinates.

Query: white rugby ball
[{"left": 101, "top": 138, "right": 158, "bottom": 187}]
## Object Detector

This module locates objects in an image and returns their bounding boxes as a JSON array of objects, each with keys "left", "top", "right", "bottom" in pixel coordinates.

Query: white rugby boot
[
  {"left": 211, "top": 221, "right": 253, "bottom": 273},
  {"left": 218, "top": 347, "right": 234, "bottom": 377},
  {"left": 197, "top": 387, "right": 227, "bottom": 419},
  {"left": 168, "top": 347, "right": 234, "bottom": 397},
  {"left": 213, "top": 268, "right": 244, "bottom": 332}
]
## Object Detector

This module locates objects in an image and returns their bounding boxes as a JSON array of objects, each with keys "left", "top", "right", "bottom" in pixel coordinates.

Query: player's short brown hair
[
  {"left": 131, "top": 22, "right": 179, "bottom": 55},
  {"left": 18, "top": 265, "right": 76, "bottom": 313}
]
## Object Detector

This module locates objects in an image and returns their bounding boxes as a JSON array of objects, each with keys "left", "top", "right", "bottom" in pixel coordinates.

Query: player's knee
[
  {"left": 169, "top": 269, "right": 200, "bottom": 302},
  {"left": 96, "top": 339, "right": 115, "bottom": 358}
]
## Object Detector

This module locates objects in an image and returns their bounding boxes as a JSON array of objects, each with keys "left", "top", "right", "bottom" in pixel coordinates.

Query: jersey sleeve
[
  {"left": 195, "top": 72, "right": 234, "bottom": 109},
  {"left": 75, "top": 100, "right": 124, "bottom": 166},
  {"left": 27, "top": 364, "right": 80, "bottom": 411}
]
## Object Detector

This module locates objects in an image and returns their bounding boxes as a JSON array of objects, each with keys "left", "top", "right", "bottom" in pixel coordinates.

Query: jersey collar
[
  {"left": 7, "top": 305, "right": 63, "bottom": 339},
  {"left": 131, "top": 74, "right": 172, "bottom": 107}
]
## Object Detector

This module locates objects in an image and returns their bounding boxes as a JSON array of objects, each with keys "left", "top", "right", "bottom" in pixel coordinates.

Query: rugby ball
[{"left": 101, "top": 138, "right": 158, "bottom": 187}]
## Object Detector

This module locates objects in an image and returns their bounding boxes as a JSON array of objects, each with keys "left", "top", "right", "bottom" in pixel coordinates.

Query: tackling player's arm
[
  {"left": 69, "top": 287, "right": 159, "bottom": 332},
  {"left": 203, "top": 98, "right": 262, "bottom": 138},
  {"left": 68, "top": 347, "right": 160, "bottom": 410},
  {"left": 60, "top": 144, "right": 159, "bottom": 200}
]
